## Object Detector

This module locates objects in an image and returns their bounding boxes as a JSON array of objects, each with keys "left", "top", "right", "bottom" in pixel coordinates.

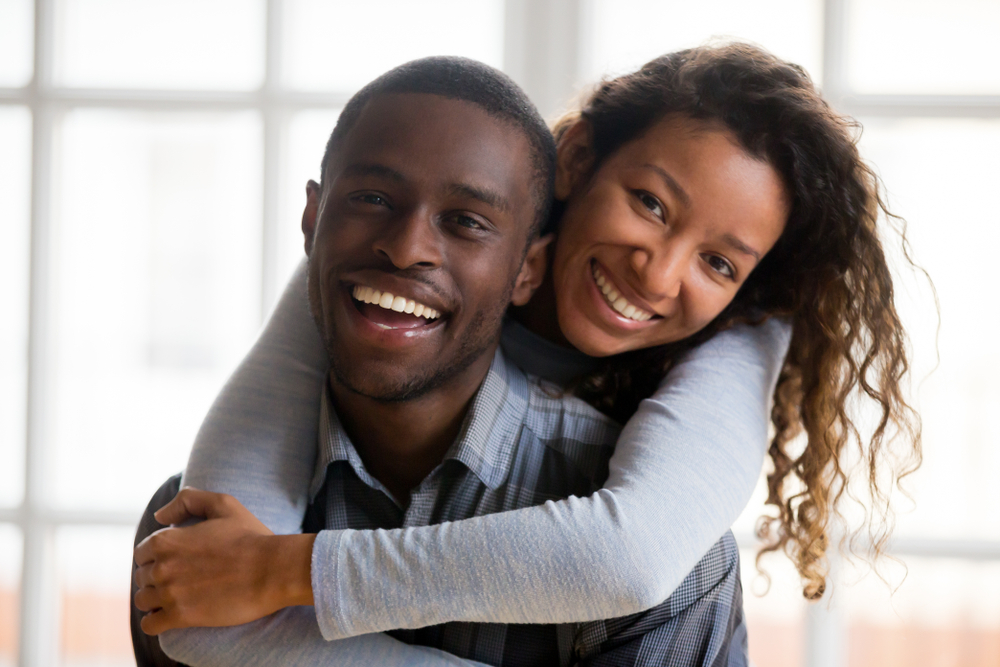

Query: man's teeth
[
  {"left": 351, "top": 285, "right": 441, "bottom": 320},
  {"left": 592, "top": 265, "right": 654, "bottom": 322}
]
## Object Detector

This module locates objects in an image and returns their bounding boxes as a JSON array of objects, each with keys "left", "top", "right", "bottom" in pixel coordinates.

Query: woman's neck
[{"left": 509, "top": 265, "right": 575, "bottom": 349}]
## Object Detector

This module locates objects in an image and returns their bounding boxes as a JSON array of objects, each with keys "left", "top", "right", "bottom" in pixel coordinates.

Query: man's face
[{"left": 303, "top": 93, "right": 538, "bottom": 402}]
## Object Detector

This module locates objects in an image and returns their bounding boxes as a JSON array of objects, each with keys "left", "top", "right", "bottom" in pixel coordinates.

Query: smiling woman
[
  {"left": 127, "top": 43, "right": 928, "bottom": 667},
  {"left": 544, "top": 115, "right": 789, "bottom": 357}
]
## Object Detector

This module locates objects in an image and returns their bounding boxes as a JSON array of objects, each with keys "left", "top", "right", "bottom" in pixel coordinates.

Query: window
[
  {"left": 2, "top": 1, "right": 503, "bottom": 663},
  {"left": 3, "top": 1, "right": 997, "bottom": 665}
]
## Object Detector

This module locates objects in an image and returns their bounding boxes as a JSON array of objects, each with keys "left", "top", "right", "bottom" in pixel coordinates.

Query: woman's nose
[{"left": 629, "top": 242, "right": 686, "bottom": 300}]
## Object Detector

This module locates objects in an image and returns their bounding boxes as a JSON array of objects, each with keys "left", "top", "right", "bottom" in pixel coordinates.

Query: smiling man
[
  {"left": 300, "top": 86, "right": 546, "bottom": 506},
  {"left": 131, "top": 57, "right": 748, "bottom": 667}
]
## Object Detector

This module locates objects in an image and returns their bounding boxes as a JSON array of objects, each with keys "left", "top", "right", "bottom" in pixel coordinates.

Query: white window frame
[{"left": 2, "top": 1, "right": 999, "bottom": 665}]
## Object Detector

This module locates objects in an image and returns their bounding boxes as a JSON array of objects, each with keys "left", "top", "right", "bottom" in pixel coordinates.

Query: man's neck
[{"left": 328, "top": 349, "right": 496, "bottom": 506}]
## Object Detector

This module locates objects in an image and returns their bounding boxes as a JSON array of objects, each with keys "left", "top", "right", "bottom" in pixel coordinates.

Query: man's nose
[
  {"left": 371, "top": 208, "right": 444, "bottom": 270},
  {"left": 628, "top": 241, "right": 686, "bottom": 301}
]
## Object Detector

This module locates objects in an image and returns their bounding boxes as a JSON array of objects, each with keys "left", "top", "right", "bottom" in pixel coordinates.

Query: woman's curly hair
[{"left": 558, "top": 43, "right": 925, "bottom": 600}]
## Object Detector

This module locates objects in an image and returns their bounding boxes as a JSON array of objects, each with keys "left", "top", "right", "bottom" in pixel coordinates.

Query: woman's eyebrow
[
  {"left": 642, "top": 163, "right": 691, "bottom": 208},
  {"left": 722, "top": 233, "right": 761, "bottom": 262}
]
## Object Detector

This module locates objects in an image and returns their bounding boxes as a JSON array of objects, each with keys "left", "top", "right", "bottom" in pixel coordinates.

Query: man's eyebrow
[
  {"left": 721, "top": 233, "right": 761, "bottom": 263},
  {"left": 341, "top": 163, "right": 405, "bottom": 182},
  {"left": 447, "top": 182, "right": 511, "bottom": 213},
  {"left": 642, "top": 163, "right": 691, "bottom": 209}
]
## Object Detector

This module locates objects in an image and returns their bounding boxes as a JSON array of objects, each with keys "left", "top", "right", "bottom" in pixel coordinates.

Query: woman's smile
[{"left": 591, "top": 261, "right": 656, "bottom": 322}]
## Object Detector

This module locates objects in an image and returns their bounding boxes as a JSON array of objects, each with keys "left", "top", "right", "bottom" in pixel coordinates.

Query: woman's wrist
[{"left": 265, "top": 533, "right": 316, "bottom": 609}]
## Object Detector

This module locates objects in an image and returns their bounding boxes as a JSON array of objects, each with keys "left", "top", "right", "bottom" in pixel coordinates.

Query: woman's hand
[{"left": 133, "top": 488, "right": 316, "bottom": 635}]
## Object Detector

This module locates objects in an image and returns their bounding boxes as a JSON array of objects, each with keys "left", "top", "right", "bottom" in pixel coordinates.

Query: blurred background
[{"left": 0, "top": 0, "right": 998, "bottom": 665}]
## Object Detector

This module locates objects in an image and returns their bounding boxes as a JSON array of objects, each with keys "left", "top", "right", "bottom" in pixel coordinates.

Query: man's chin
[{"left": 329, "top": 363, "right": 446, "bottom": 403}]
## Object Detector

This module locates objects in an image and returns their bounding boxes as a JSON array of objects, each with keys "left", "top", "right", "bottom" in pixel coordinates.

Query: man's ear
[
  {"left": 554, "top": 120, "right": 595, "bottom": 201},
  {"left": 510, "top": 233, "right": 555, "bottom": 307},
  {"left": 302, "top": 180, "right": 321, "bottom": 256}
]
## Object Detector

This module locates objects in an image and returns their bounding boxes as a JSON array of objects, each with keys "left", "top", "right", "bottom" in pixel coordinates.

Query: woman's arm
[
  {"left": 310, "top": 317, "right": 790, "bottom": 639},
  {"left": 138, "top": 476, "right": 487, "bottom": 667},
  {"left": 182, "top": 260, "right": 325, "bottom": 535},
  {"left": 159, "top": 615, "right": 491, "bottom": 667},
  {"left": 180, "top": 257, "right": 790, "bottom": 645}
]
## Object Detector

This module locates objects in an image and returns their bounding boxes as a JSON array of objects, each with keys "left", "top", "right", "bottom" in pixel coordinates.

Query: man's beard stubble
[
  {"left": 307, "top": 261, "right": 512, "bottom": 403},
  {"left": 328, "top": 307, "right": 501, "bottom": 403}
]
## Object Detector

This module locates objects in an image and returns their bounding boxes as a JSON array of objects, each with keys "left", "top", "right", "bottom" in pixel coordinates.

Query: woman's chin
[
  {"left": 561, "top": 321, "right": 638, "bottom": 358},
  {"left": 560, "top": 314, "right": 697, "bottom": 358}
]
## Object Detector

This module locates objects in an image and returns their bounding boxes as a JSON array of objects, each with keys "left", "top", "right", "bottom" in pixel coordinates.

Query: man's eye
[
  {"left": 704, "top": 254, "right": 735, "bottom": 279},
  {"left": 452, "top": 214, "right": 486, "bottom": 231},
  {"left": 635, "top": 191, "right": 665, "bottom": 220},
  {"left": 356, "top": 193, "right": 389, "bottom": 207}
]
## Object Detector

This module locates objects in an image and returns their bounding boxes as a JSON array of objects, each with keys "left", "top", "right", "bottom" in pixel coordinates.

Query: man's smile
[{"left": 351, "top": 284, "right": 443, "bottom": 330}]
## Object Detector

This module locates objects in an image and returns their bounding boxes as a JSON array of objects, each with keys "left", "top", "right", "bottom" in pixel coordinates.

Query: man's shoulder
[{"left": 521, "top": 374, "right": 622, "bottom": 451}]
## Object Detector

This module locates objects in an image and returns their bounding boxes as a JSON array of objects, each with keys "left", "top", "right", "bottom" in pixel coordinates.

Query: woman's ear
[
  {"left": 554, "top": 120, "right": 595, "bottom": 201},
  {"left": 510, "top": 233, "right": 555, "bottom": 307}
]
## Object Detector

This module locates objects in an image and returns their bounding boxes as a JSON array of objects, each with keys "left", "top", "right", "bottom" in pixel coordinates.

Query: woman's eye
[
  {"left": 704, "top": 254, "right": 735, "bottom": 279},
  {"left": 635, "top": 191, "right": 665, "bottom": 220}
]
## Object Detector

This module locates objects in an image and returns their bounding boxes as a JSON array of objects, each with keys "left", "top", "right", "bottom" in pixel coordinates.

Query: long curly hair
[{"left": 560, "top": 43, "right": 925, "bottom": 600}]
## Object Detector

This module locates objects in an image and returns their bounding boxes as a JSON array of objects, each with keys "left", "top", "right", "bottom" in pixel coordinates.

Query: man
[{"left": 131, "top": 57, "right": 746, "bottom": 667}]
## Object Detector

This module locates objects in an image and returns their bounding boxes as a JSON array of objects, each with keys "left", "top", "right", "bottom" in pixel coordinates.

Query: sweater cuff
[{"left": 312, "top": 528, "right": 352, "bottom": 640}]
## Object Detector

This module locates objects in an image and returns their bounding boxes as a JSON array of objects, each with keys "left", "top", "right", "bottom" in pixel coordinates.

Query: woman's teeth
[
  {"left": 592, "top": 265, "right": 654, "bottom": 322},
  {"left": 351, "top": 285, "right": 441, "bottom": 320}
]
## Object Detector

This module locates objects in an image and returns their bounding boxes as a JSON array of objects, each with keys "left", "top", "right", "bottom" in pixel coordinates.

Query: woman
[{"left": 157, "top": 43, "right": 921, "bottom": 663}]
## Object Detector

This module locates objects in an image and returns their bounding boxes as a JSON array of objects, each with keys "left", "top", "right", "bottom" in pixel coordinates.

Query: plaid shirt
[{"left": 305, "top": 349, "right": 748, "bottom": 667}]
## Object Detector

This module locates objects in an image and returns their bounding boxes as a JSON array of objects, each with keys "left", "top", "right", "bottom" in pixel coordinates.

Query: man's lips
[
  {"left": 352, "top": 285, "right": 442, "bottom": 319},
  {"left": 351, "top": 284, "right": 443, "bottom": 330}
]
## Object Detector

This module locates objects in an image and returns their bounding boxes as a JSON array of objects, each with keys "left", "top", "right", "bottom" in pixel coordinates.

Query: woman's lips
[{"left": 591, "top": 263, "right": 655, "bottom": 322}]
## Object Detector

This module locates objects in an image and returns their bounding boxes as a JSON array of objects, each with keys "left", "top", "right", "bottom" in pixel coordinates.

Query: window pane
[
  {"left": 0, "top": 0, "right": 33, "bottom": 87},
  {"left": 845, "top": 0, "right": 1000, "bottom": 95},
  {"left": 56, "top": 526, "right": 133, "bottom": 667},
  {"left": 585, "top": 0, "right": 823, "bottom": 85},
  {"left": 52, "top": 0, "right": 265, "bottom": 90},
  {"left": 281, "top": 0, "right": 504, "bottom": 91},
  {"left": 857, "top": 118, "right": 1000, "bottom": 542},
  {"left": 48, "top": 110, "right": 263, "bottom": 513},
  {"left": 0, "top": 525, "right": 22, "bottom": 667},
  {"left": 842, "top": 556, "right": 1000, "bottom": 667},
  {"left": 271, "top": 109, "right": 341, "bottom": 300},
  {"left": 0, "top": 106, "right": 30, "bottom": 508},
  {"left": 740, "top": 546, "right": 807, "bottom": 667}
]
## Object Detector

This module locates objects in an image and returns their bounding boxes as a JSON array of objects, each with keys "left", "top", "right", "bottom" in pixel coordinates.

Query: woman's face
[{"left": 551, "top": 116, "right": 789, "bottom": 357}]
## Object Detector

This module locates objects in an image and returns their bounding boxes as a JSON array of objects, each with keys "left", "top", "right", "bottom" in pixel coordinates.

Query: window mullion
[
  {"left": 20, "top": 0, "right": 60, "bottom": 661},
  {"left": 822, "top": 0, "right": 848, "bottom": 101},
  {"left": 503, "top": 0, "right": 584, "bottom": 119},
  {"left": 261, "top": 0, "right": 284, "bottom": 318}
]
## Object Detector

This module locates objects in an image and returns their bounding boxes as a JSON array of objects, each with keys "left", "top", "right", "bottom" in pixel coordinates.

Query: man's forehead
[
  {"left": 330, "top": 93, "right": 526, "bottom": 171},
  {"left": 327, "top": 93, "right": 533, "bottom": 207}
]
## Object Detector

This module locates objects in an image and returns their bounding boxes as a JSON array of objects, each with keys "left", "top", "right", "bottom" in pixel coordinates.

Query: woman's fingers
[
  {"left": 153, "top": 487, "right": 235, "bottom": 525},
  {"left": 133, "top": 584, "right": 163, "bottom": 613},
  {"left": 133, "top": 561, "right": 156, "bottom": 589},
  {"left": 139, "top": 608, "right": 182, "bottom": 636}
]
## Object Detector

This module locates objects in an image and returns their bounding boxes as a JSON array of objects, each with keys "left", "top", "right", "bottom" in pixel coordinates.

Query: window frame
[{"left": 2, "top": 0, "right": 999, "bottom": 665}]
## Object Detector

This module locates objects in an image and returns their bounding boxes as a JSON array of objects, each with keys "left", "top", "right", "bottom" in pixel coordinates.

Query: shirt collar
[{"left": 309, "top": 348, "right": 531, "bottom": 500}]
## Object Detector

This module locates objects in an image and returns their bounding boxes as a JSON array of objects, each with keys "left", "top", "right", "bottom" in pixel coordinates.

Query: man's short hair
[{"left": 320, "top": 56, "right": 556, "bottom": 237}]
